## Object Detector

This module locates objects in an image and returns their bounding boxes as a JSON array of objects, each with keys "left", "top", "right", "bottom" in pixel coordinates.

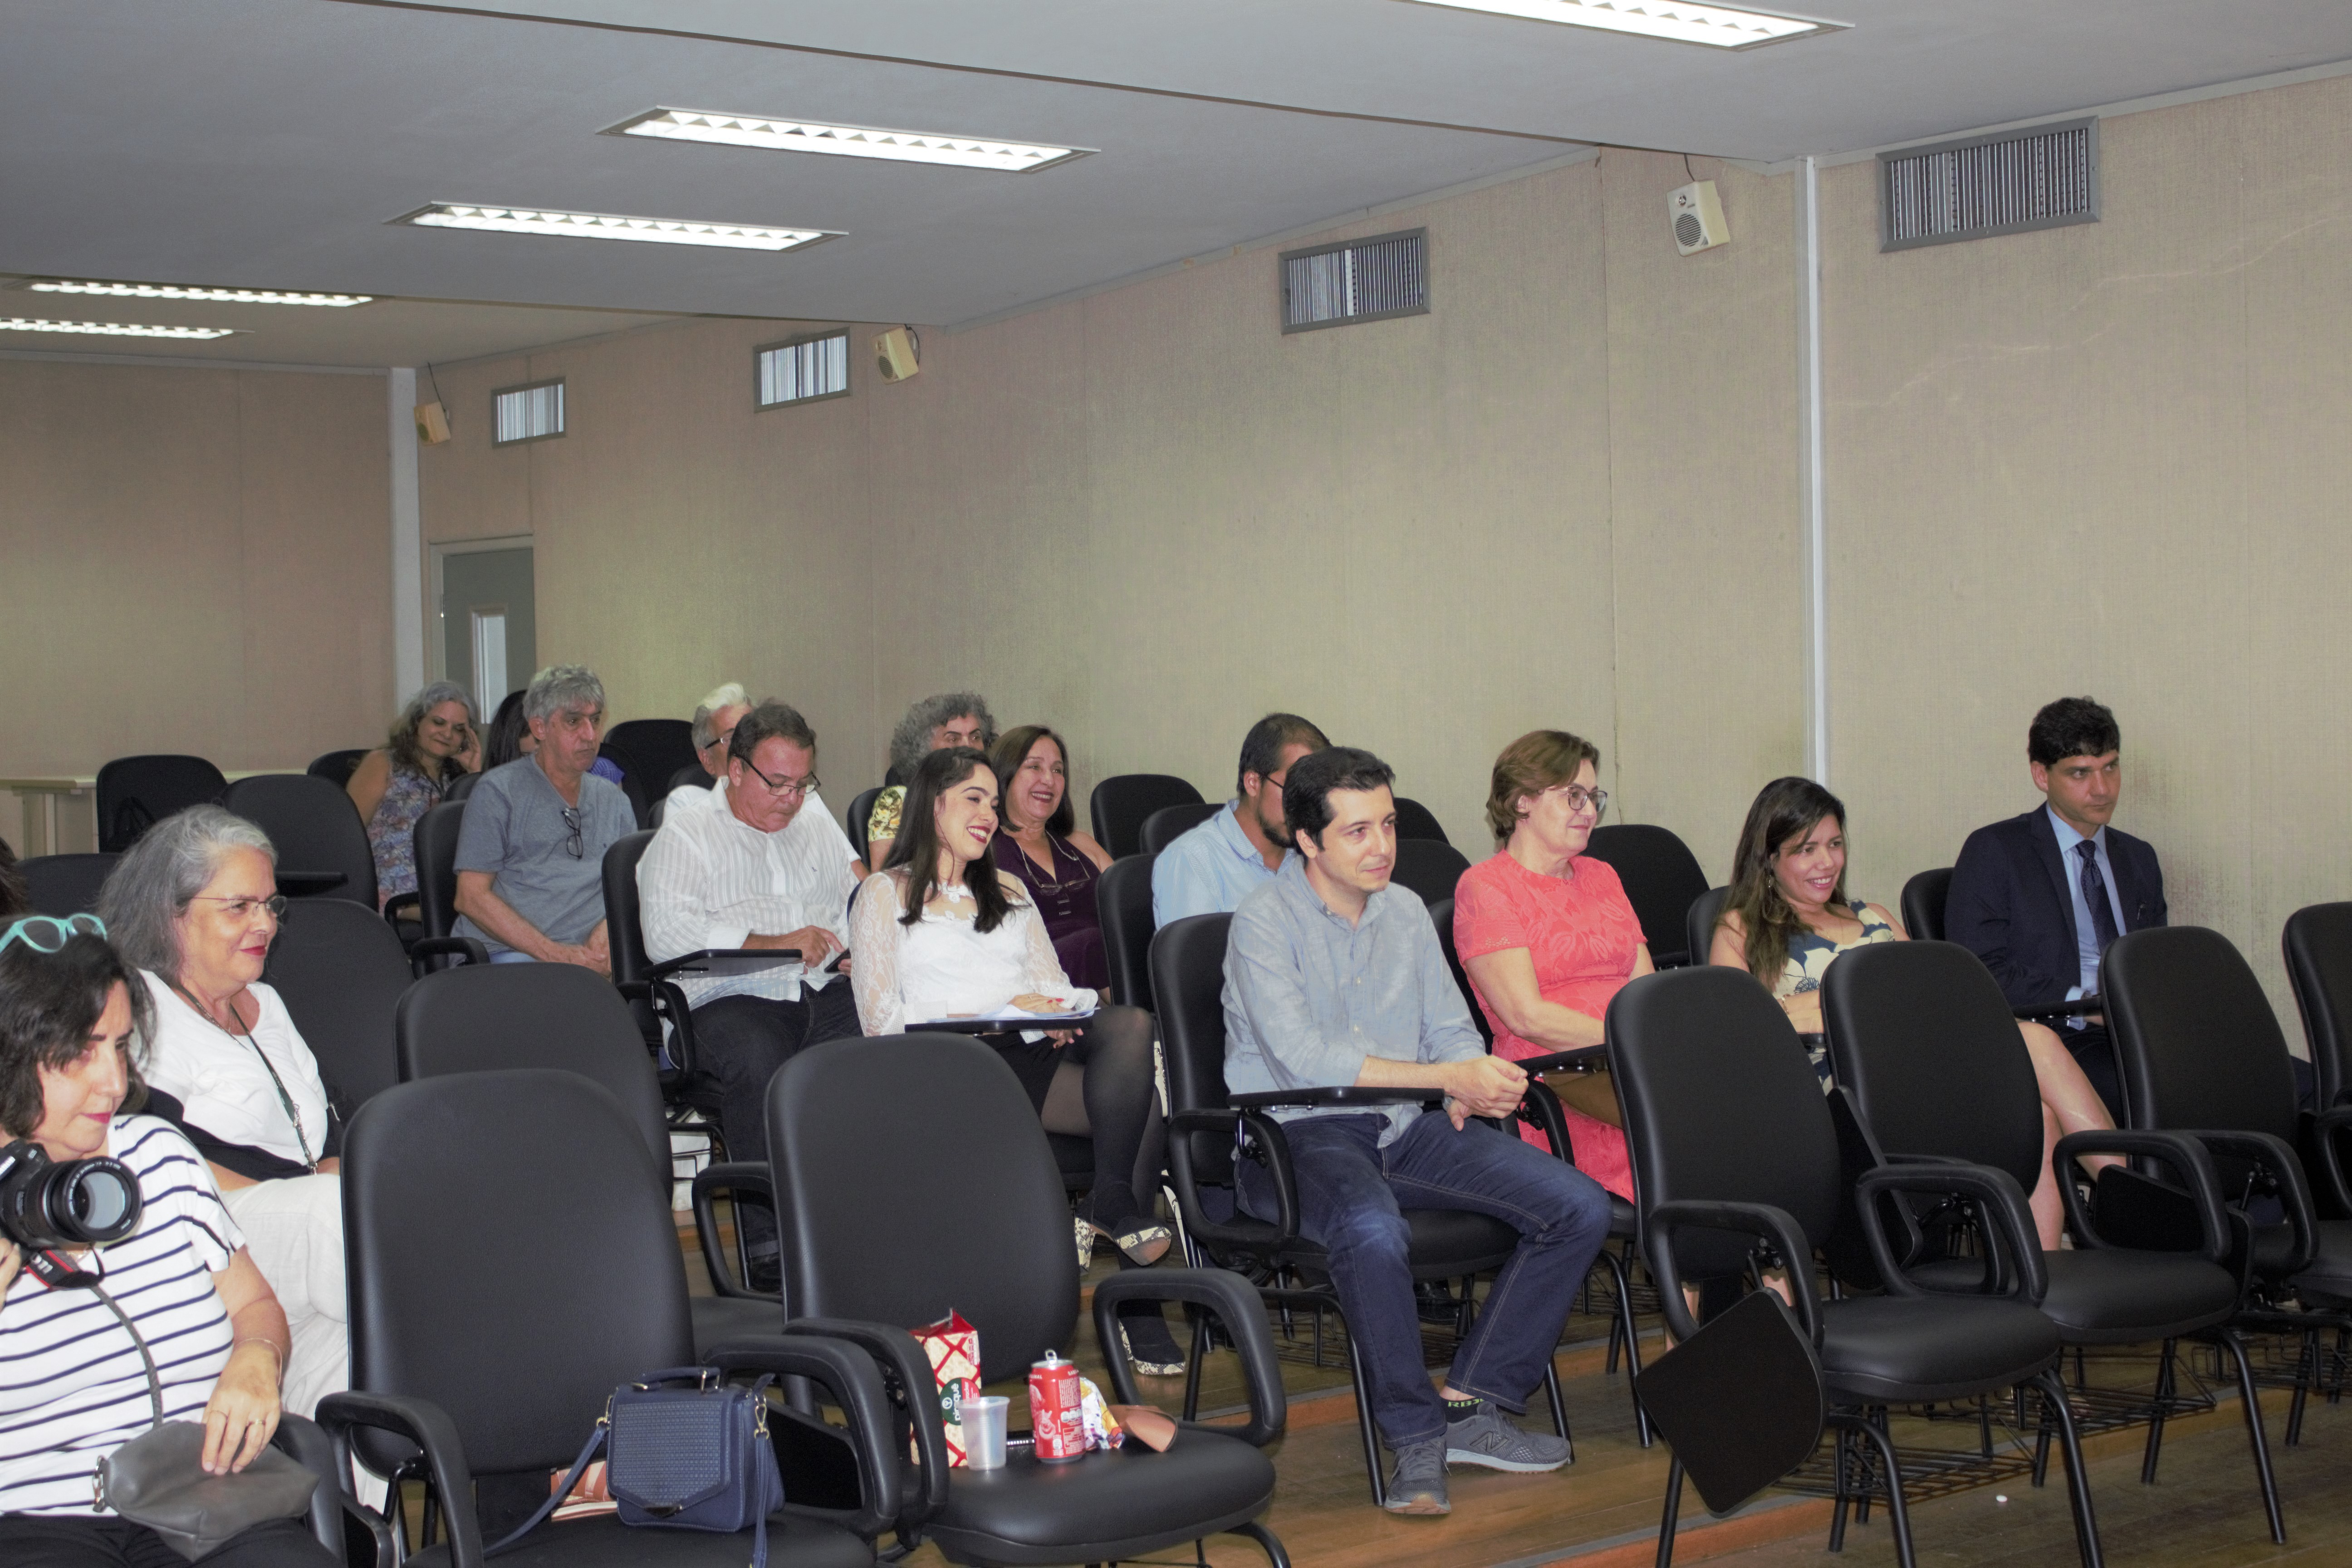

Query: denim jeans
[{"left": 1237, "top": 1109, "right": 1612, "bottom": 1449}]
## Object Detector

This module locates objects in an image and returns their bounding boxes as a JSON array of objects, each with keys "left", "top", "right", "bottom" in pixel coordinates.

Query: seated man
[
  {"left": 1946, "top": 696, "right": 2164, "bottom": 1120},
  {"left": 1223, "top": 746, "right": 1612, "bottom": 1516},
  {"left": 452, "top": 664, "right": 636, "bottom": 970},
  {"left": 638, "top": 700, "right": 862, "bottom": 1287},
  {"left": 666, "top": 681, "right": 754, "bottom": 818},
  {"left": 1152, "top": 712, "right": 1328, "bottom": 926}
]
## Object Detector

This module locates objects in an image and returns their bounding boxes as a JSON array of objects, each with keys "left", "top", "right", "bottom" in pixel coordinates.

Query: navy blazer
[{"left": 1945, "top": 807, "right": 2167, "bottom": 1010}]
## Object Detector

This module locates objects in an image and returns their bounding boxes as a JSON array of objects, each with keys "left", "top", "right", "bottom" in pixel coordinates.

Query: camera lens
[
  {"left": 64, "top": 1163, "right": 137, "bottom": 1240},
  {"left": 0, "top": 1142, "right": 142, "bottom": 1251}
]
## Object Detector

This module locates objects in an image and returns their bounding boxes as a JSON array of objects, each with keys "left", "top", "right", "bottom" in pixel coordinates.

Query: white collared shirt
[{"left": 636, "top": 779, "right": 859, "bottom": 1008}]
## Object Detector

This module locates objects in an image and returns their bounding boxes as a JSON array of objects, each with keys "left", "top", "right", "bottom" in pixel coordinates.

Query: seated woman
[
  {"left": 989, "top": 725, "right": 1113, "bottom": 992},
  {"left": 852, "top": 747, "right": 1186, "bottom": 1373},
  {"left": 480, "top": 689, "right": 534, "bottom": 770},
  {"left": 344, "top": 680, "right": 477, "bottom": 911},
  {"left": 98, "top": 807, "right": 348, "bottom": 1418},
  {"left": 0, "top": 919, "right": 329, "bottom": 1568},
  {"left": 1710, "top": 776, "right": 2119, "bottom": 1250},
  {"left": 864, "top": 692, "right": 994, "bottom": 871},
  {"left": 1455, "top": 730, "right": 1650, "bottom": 1201}
]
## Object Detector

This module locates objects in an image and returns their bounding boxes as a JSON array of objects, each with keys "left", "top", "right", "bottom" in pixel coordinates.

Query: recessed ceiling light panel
[
  {"left": 1403, "top": 0, "right": 1845, "bottom": 49},
  {"left": 607, "top": 108, "right": 1091, "bottom": 173},
  {"left": 0, "top": 318, "right": 239, "bottom": 340},
  {"left": 392, "top": 204, "right": 837, "bottom": 252},
  {"left": 23, "top": 279, "right": 371, "bottom": 306}
]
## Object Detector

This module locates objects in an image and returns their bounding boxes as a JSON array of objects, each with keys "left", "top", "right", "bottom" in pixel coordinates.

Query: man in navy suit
[{"left": 1946, "top": 697, "right": 2161, "bottom": 1120}]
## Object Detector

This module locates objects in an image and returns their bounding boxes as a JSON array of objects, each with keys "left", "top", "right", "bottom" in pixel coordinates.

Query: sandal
[
  {"left": 1094, "top": 1217, "right": 1172, "bottom": 1267},
  {"left": 1118, "top": 1318, "right": 1188, "bottom": 1377}
]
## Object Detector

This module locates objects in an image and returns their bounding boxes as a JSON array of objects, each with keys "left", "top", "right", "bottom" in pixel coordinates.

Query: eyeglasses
[
  {"left": 740, "top": 758, "right": 822, "bottom": 800},
  {"left": 0, "top": 913, "right": 107, "bottom": 956},
  {"left": 1550, "top": 785, "right": 1609, "bottom": 816},
  {"left": 561, "top": 806, "right": 583, "bottom": 860},
  {"left": 189, "top": 895, "right": 289, "bottom": 921}
]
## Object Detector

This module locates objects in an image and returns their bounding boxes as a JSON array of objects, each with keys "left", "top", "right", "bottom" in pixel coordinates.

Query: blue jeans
[{"left": 1237, "top": 1109, "right": 1612, "bottom": 1450}]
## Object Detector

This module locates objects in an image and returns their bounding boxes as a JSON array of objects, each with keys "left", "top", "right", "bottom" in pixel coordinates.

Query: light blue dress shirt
[
  {"left": 1220, "top": 855, "right": 1486, "bottom": 1147},
  {"left": 1152, "top": 799, "right": 1282, "bottom": 927},
  {"left": 2045, "top": 805, "right": 2127, "bottom": 1004}
]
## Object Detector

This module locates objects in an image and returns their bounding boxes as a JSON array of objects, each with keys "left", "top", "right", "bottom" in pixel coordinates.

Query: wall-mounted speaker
[
  {"left": 874, "top": 325, "right": 921, "bottom": 382},
  {"left": 414, "top": 400, "right": 451, "bottom": 445},
  {"left": 1669, "top": 181, "right": 1730, "bottom": 255}
]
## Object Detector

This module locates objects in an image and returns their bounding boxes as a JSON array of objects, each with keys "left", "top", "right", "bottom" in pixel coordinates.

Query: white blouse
[
  {"left": 850, "top": 870, "right": 1098, "bottom": 1037},
  {"left": 139, "top": 970, "right": 332, "bottom": 1169}
]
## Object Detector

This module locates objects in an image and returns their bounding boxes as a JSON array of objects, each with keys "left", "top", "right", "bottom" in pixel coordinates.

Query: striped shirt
[
  {"left": 0, "top": 1116, "right": 241, "bottom": 1515},
  {"left": 637, "top": 779, "right": 859, "bottom": 1008}
]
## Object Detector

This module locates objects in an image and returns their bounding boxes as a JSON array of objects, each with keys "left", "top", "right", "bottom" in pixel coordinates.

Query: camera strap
[{"left": 24, "top": 1246, "right": 100, "bottom": 1289}]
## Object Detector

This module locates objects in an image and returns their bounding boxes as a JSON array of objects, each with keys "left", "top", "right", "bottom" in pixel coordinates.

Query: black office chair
[
  {"left": 596, "top": 743, "right": 655, "bottom": 830},
  {"left": 598, "top": 832, "right": 742, "bottom": 1149},
  {"left": 604, "top": 718, "right": 701, "bottom": 802},
  {"left": 1584, "top": 824, "right": 1710, "bottom": 968},
  {"left": 666, "top": 763, "right": 710, "bottom": 800},
  {"left": 412, "top": 801, "right": 469, "bottom": 973},
  {"left": 260, "top": 897, "right": 475, "bottom": 1112},
  {"left": 1140, "top": 801, "right": 1221, "bottom": 856},
  {"left": 1428, "top": 896, "right": 1490, "bottom": 1049},
  {"left": 306, "top": 748, "right": 370, "bottom": 789},
  {"left": 2284, "top": 902, "right": 2352, "bottom": 1112},
  {"left": 1150, "top": 912, "right": 1568, "bottom": 1505},
  {"left": 1824, "top": 939, "right": 2281, "bottom": 1542},
  {"left": 1388, "top": 837, "right": 1472, "bottom": 907},
  {"left": 765, "top": 1033, "right": 1288, "bottom": 1568},
  {"left": 1089, "top": 774, "right": 1204, "bottom": 860},
  {"left": 1607, "top": 965, "right": 2102, "bottom": 1568},
  {"left": 17, "top": 852, "right": 118, "bottom": 916},
  {"left": 1095, "top": 852, "right": 1158, "bottom": 1012},
  {"left": 442, "top": 769, "right": 485, "bottom": 804},
  {"left": 318, "top": 1069, "right": 897, "bottom": 1568},
  {"left": 1684, "top": 886, "right": 1728, "bottom": 971},
  {"left": 222, "top": 772, "right": 377, "bottom": 904},
  {"left": 845, "top": 786, "right": 883, "bottom": 865},
  {"left": 1391, "top": 797, "right": 1448, "bottom": 845},
  {"left": 96, "top": 754, "right": 226, "bottom": 852},
  {"left": 1898, "top": 867, "right": 1952, "bottom": 942}
]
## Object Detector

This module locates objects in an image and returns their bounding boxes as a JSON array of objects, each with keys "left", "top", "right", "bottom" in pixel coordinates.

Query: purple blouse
[{"left": 990, "top": 829, "right": 1108, "bottom": 991}]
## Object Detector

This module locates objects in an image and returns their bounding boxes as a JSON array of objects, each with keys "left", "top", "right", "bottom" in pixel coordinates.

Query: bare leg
[
  {"left": 2031, "top": 1100, "right": 2066, "bottom": 1250},
  {"left": 2019, "top": 1021, "right": 2123, "bottom": 1174}
]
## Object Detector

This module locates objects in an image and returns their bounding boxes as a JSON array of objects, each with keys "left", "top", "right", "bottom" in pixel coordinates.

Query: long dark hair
[
  {"left": 0, "top": 933, "right": 151, "bottom": 1139},
  {"left": 482, "top": 690, "right": 531, "bottom": 770},
  {"left": 990, "top": 725, "right": 1076, "bottom": 837},
  {"left": 1720, "top": 777, "right": 1850, "bottom": 988},
  {"left": 885, "top": 748, "right": 1015, "bottom": 933}
]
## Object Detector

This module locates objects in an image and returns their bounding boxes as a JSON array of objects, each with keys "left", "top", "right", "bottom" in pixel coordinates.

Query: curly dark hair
[{"left": 0, "top": 932, "right": 150, "bottom": 1140}]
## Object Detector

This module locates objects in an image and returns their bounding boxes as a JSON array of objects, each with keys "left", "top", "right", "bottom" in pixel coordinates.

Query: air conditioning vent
[
  {"left": 492, "top": 379, "right": 564, "bottom": 445},
  {"left": 1281, "top": 229, "right": 1429, "bottom": 333},
  {"left": 756, "top": 331, "right": 851, "bottom": 409},
  {"left": 1882, "top": 118, "right": 2098, "bottom": 251}
]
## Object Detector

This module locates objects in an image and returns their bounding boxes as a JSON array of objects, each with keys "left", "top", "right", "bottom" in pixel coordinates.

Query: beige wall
[{"left": 0, "top": 362, "right": 390, "bottom": 852}]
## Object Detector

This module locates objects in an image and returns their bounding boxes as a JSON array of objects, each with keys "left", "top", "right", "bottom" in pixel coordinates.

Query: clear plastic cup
[{"left": 958, "top": 1395, "right": 1010, "bottom": 1470}]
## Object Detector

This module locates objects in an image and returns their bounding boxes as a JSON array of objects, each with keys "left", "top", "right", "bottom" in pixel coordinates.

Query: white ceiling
[{"left": 4, "top": 0, "right": 2348, "bottom": 367}]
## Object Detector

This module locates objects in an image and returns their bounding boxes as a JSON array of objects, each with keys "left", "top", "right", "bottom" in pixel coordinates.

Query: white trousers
[{"left": 223, "top": 1174, "right": 347, "bottom": 1421}]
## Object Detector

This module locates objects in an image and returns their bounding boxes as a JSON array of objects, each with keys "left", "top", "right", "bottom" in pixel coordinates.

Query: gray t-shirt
[{"left": 452, "top": 759, "right": 636, "bottom": 951}]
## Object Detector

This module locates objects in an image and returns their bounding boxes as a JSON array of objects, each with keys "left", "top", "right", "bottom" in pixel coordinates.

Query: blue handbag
[{"left": 488, "top": 1367, "right": 785, "bottom": 1566}]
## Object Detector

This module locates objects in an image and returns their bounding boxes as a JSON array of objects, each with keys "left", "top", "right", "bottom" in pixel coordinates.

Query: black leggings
[
  {"left": 986, "top": 1003, "right": 1165, "bottom": 1229},
  {"left": 0, "top": 1516, "right": 334, "bottom": 1568}
]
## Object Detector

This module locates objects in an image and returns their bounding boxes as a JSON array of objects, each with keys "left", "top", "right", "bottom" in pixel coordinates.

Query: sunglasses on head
[{"left": 0, "top": 912, "right": 108, "bottom": 957}]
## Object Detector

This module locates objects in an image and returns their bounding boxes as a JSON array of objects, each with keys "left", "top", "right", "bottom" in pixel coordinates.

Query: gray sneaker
[
  {"left": 1445, "top": 1399, "right": 1571, "bottom": 1473},
  {"left": 1383, "top": 1438, "right": 1450, "bottom": 1515}
]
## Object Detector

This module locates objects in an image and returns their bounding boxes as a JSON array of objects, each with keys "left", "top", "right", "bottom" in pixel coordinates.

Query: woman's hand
[
  {"left": 201, "top": 1341, "right": 283, "bottom": 1475},
  {"left": 1008, "top": 992, "right": 1070, "bottom": 1014},
  {"left": 455, "top": 724, "right": 483, "bottom": 774},
  {"left": 1781, "top": 990, "right": 1825, "bottom": 1033},
  {"left": 0, "top": 1238, "right": 22, "bottom": 1301}
]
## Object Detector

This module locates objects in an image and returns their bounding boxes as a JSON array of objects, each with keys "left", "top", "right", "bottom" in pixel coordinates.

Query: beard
[{"left": 1252, "top": 796, "right": 1293, "bottom": 848}]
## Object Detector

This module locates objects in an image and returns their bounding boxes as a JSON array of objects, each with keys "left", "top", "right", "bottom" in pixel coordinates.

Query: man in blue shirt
[
  {"left": 1223, "top": 747, "right": 1612, "bottom": 1516},
  {"left": 1152, "top": 713, "right": 1328, "bottom": 926}
]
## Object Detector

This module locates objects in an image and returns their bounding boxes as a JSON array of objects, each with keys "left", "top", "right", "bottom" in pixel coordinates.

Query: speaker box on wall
[
  {"left": 873, "top": 326, "right": 921, "bottom": 382},
  {"left": 1669, "top": 181, "right": 1730, "bottom": 255},
  {"left": 414, "top": 401, "right": 452, "bottom": 444}
]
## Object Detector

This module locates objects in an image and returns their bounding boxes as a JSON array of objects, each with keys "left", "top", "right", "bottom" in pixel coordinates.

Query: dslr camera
[{"left": 0, "top": 1139, "right": 143, "bottom": 1251}]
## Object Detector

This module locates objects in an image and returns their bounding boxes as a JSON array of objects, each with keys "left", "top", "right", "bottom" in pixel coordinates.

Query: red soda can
[{"left": 1028, "top": 1352, "right": 1084, "bottom": 1463}]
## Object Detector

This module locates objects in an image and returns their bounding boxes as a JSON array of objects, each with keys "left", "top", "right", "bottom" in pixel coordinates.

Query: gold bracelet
[{"left": 234, "top": 1338, "right": 286, "bottom": 1383}]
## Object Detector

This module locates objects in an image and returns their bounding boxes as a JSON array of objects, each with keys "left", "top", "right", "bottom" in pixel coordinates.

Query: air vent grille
[
  {"left": 756, "top": 331, "right": 851, "bottom": 408},
  {"left": 1281, "top": 229, "right": 1429, "bottom": 333},
  {"left": 1882, "top": 118, "right": 2098, "bottom": 251},
  {"left": 492, "top": 379, "right": 564, "bottom": 445}
]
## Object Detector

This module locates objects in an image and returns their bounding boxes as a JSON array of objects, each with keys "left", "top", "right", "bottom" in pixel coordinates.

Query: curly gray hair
[
  {"left": 524, "top": 664, "right": 606, "bottom": 725},
  {"left": 887, "top": 693, "right": 996, "bottom": 782},
  {"left": 97, "top": 806, "right": 277, "bottom": 981}
]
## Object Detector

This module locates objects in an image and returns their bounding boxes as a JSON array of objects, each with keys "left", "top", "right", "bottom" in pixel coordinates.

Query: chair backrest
[
  {"left": 394, "top": 963, "right": 668, "bottom": 1177},
  {"left": 442, "top": 769, "right": 484, "bottom": 804},
  {"left": 665, "top": 764, "right": 708, "bottom": 800},
  {"left": 95, "top": 755, "right": 226, "bottom": 853},
  {"left": 768, "top": 1035, "right": 1078, "bottom": 1383},
  {"left": 1389, "top": 837, "right": 1472, "bottom": 907},
  {"left": 260, "top": 898, "right": 412, "bottom": 1109},
  {"left": 1139, "top": 802, "right": 1221, "bottom": 856},
  {"left": 1900, "top": 867, "right": 1953, "bottom": 943},
  {"left": 1821, "top": 941, "right": 2043, "bottom": 1193},
  {"left": 1095, "top": 852, "right": 1159, "bottom": 1011},
  {"left": 846, "top": 786, "right": 883, "bottom": 864},
  {"left": 597, "top": 743, "right": 655, "bottom": 830},
  {"left": 604, "top": 719, "right": 701, "bottom": 799},
  {"left": 305, "top": 749, "right": 370, "bottom": 789},
  {"left": 600, "top": 830, "right": 659, "bottom": 987},
  {"left": 1150, "top": 913, "right": 1240, "bottom": 1191},
  {"left": 413, "top": 801, "right": 466, "bottom": 944},
  {"left": 1392, "top": 797, "right": 1449, "bottom": 845},
  {"left": 343, "top": 1071, "right": 694, "bottom": 1476},
  {"left": 1607, "top": 967, "right": 1843, "bottom": 1266},
  {"left": 17, "top": 853, "right": 118, "bottom": 916},
  {"left": 1584, "top": 824, "right": 1711, "bottom": 967},
  {"left": 1089, "top": 774, "right": 1204, "bottom": 860},
  {"left": 2106, "top": 925, "right": 2301, "bottom": 1141},
  {"left": 2286, "top": 903, "right": 2352, "bottom": 1111},
  {"left": 220, "top": 774, "right": 377, "bottom": 907},
  {"left": 1684, "top": 887, "right": 1729, "bottom": 972},
  {"left": 1428, "top": 895, "right": 1492, "bottom": 1048}
]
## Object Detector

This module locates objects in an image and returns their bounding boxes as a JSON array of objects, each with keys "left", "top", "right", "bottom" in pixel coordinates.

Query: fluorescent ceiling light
[
  {"left": 0, "top": 318, "right": 238, "bottom": 340},
  {"left": 606, "top": 108, "right": 1091, "bottom": 173},
  {"left": 1403, "top": 0, "right": 1844, "bottom": 49},
  {"left": 393, "top": 203, "right": 835, "bottom": 252},
  {"left": 24, "top": 279, "right": 370, "bottom": 306}
]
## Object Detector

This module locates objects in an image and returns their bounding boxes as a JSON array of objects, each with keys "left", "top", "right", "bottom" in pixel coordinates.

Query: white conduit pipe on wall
[
  {"left": 389, "top": 368, "right": 426, "bottom": 697},
  {"left": 1799, "top": 157, "right": 1829, "bottom": 784}
]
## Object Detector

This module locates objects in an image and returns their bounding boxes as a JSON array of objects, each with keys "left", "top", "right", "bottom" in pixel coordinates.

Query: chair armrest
[
  {"left": 784, "top": 1318, "right": 949, "bottom": 1532},
  {"left": 1167, "top": 1107, "right": 1300, "bottom": 1250},
  {"left": 274, "top": 1413, "right": 392, "bottom": 1568},
  {"left": 701, "top": 1333, "right": 904, "bottom": 1542},
  {"left": 1515, "top": 1079, "right": 1576, "bottom": 1165},
  {"left": 2181, "top": 1128, "right": 2322, "bottom": 1276},
  {"left": 1093, "top": 1267, "right": 1289, "bottom": 1448},
  {"left": 407, "top": 936, "right": 487, "bottom": 979},
  {"left": 1225, "top": 1085, "right": 1439, "bottom": 1110},
  {"left": 1644, "top": 1199, "right": 1820, "bottom": 1346},
  {"left": 691, "top": 1163, "right": 775, "bottom": 1298},
  {"left": 1509, "top": 1046, "right": 1608, "bottom": 1078},
  {"left": 314, "top": 1392, "right": 481, "bottom": 1568},
  {"left": 2054, "top": 1129, "right": 2230, "bottom": 1263},
  {"left": 618, "top": 977, "right": 702, "bottom": 1074},
  {"left": 1855, "top": 1161, "right": 2045, "bottom": 1304},
  {"left": 2310, "top": 1106, "right": 2352, "bottom": 1217}
]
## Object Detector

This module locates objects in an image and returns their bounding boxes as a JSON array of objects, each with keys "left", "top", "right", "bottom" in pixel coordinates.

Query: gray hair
[
  {"left": 691, "top": 682, "right": 750, "bottom": 750},
  {"left": 524, "top": 665, "right": 605, "bottom": 725},
  {"left": 887, "top": 692, "right": 996, "bottom": 782},
  {"left": 729, "top": 701, "right": 818, "bottom": 766},
  {"left": 387, "top": 680, "right": 477, "bottom": 777},
  {"left": 97, "top": 806, "right": 277, "bottom": 980}
]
